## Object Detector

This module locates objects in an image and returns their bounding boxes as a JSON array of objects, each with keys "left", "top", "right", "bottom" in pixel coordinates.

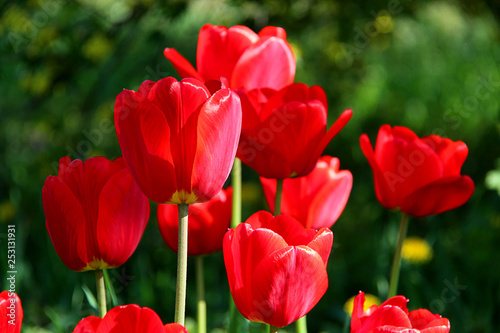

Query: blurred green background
[{"left": 1, "top": 0, "right": 500, "bottom": 332}]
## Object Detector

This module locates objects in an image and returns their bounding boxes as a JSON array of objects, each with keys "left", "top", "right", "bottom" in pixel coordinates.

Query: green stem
[
  {"left": 274, "top": 179, "right": 284, "bottom": 216},
  {"left": 175, "top": 203, "right": 189, "bottom": 325},
  {"left": 229, "top": 158, "right": 242, "bottom": 328},
  {"left": 388, "top": 212, "right": 410, "bottom": 298},
  {"left": 269, "top": 325, "right": 278, "bottom": 333},
  {"left": 95, "top": 269, "right": 107, "bottom": 318},
  {"left": 196, "top": 256, "right": 207, "bottom": 333},
  {"left": 231, "top": 158, "right": 242, "bottom": 229},
  {"left": 296, "top": 315, "right": 307, "bottom": 333}
]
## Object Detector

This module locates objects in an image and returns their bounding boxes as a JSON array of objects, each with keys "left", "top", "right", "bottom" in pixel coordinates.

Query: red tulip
[
  {"left": 261, "top": 156, "right": 352, "bottom": 229},
  {"left": 351, "top": 291, "right": 450, "bottom": 333},
  {"left": 223, "top": 211, "right": 333, "bottom": 327},
  {"left": 158, "top": 187, "right": 232, "bottom": 256},
  {"left": 237, "top": 83, "right": 352, "bottom": 179},
  {"left": 0, "top": 291, "right": 23, "bottom": 333},
  {"left": 73, "top": 304, "right": 188, "bottom": 332},
  {"left": 360, "top": 125, "right": 475, "bottom": 217},
  {"left": 164, "top": 24, "right": 295, "bottom": 91},
  {"left": 114, "top": 77, "right": 242, "bottom": 204},
  {"left": 42, "top": 156, "right": 150, "bottom": 271}
]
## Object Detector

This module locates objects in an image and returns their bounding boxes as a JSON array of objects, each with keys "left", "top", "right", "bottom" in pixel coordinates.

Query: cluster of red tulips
[{"left": 2, "top": 23, "right": 475, "bottom": 333}]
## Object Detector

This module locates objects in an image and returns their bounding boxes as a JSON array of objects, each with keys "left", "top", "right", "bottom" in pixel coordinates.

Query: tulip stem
[
  {"left": 95, "top": 269, "right": 107, "bottom": 318},
  {"left": 269, "top": 325, "right": 278, "bottom": 333},
  {"left": 388, "top": 212, "right": 410, "bottom": 298},
  {"left": 296, "top": 315, "right": 307, "bottom": 333},
  {"left": 274, "top": 179, "right": 284, "bottom": 216},
  {"left": 231, "top": 158, "right": 242, "bottom": 228},
  {"left": 229, "top": 158, "right": 242, "bottom": 326},
  {"left": 175, "top": 203, "right": 189, "bottom": 325},
  {"left": 196, "top": 256, "right": 207, "bottom": 333}
]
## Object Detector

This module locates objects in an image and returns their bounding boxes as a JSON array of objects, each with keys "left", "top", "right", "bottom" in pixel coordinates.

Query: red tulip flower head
[
  {"left": 114, "top": 77, "right": 242, "bottom": 204},
  {"left": 351, "top": 291, "right": 450, "bottom": 333},
  {"left": 158, "top": 187, "right": 232, "bottom": 256},
  {"left": 223, "top": 211, "right": 333, "bottom": 327},
  {"left": 261, "top": 156, "right": 352, "bottom": 229},
  {"left": 237, "top": 83, "right": 352, "bottom": 179},
  {"left": 360, "top": 125, "right": 475, "bottom": 217},
  {"left": 73, "top": 304, "right": 188, "bottom": 333},
  {"left": 1, "top": 291, "right": 23, "bottom": 333},
  {"left": 164, "top": 24, "right": 295, "bottom": 91},
  {"left": 42, "top": 157, "right": 150, "bottom": 271}
]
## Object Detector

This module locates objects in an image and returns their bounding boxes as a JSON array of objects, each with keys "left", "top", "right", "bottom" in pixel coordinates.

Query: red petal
[
  {"left": 306, "top": 228, "right": 334, "bottom": 266},
  {"left": 422, "top": 135, "right": 468, "bottom": 177},
  {"left": 148, "top": 78, "right": 211, "bottom": 199},
  {"left": 232, "top": 36, "right": 295, "bottom": 91},
  {"left": 378, "top": 138, "right": 443, "bottom": 201},
  {"left": 191, "top": 89, "right": 242, "bottom": 202},
  {"left": 307, "top": 157, "right": 352, "bottom": 228},
  {"left": 401, "top": 175, "right": 475, "bottom": 216},
  {"left": 357, "top": 306, "right": 412, "bottom": 333},
  {"left": 351, "top": 292, "right": 366, "bottom": 332},
  {"left": 0, "top": 292, "right": 23, "bottom": 333},
  {"left": 164, "top": 323, "right": 189, "bottom": 333},
  {"left": 258, "top": 26, "right": 287, "bottom": 39},
  {"left": 408, "top": 309, "right": 442, "bottom": 329},
  {"left": 360, "top": 132, "right": 399, "bottom": 209},
  {"left": 197, "top": 24, "right": 258, "bottom": 83},
  {"left": 114, "top": 88, "right": 177, "bottom": 203},
  {"left": 43, "top": 175, "right": 88, "bottom": 271},
  {"left": 73, "top": 316, "right": 101, "bottom": 332},
  {"left": 97, "top": 305, "right": 165, "bottom": 332},
  {"left": 314, "top": 109, "right": 352, "bottom": 163},
  {"left": 259, "top": 214, "right": 320, "bottom": 246},
  {"left": 250, "top": 246, "right": 329, "bottom": 327},
  {"left": 239, "top": 99, "right": 327, "bottom": 179},
  {"left": 163, "top": 48, "right": 203, "bottom": 80},
  {"left": 97, "top": 168, "right": 150, "bottom": 268},
  {"left": 223, "top": 221, "right": 288, "bottom": 321}
]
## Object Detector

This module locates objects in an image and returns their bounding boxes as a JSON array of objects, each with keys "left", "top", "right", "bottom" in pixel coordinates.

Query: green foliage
[{"left": 1, "top": 0, "right": 499, "bottom": 332}]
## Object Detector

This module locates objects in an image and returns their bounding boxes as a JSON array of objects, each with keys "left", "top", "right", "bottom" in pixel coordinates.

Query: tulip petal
[
  {"left": 224, "top": 222, "right": 288, "bottom": 321},
  {"left": 149, "top": 78, "right": 211, "bottom": 199},
  {"left": 314, "top": 109, "right": 353, "bottom": 164},
  {"left": 408, "top": 309, "right": 444, "bottom": 330},
  {"left": 43, "top": 176, "right": 88, "bottom": 271},
  {"left": 306, "top": 228, "right": 334, "bottom": 266},
  {"left": 0, "top": 292, "right": 23, "bottom": 333},
  {"left": 197, "top": 24, "right": 258, "bottom": 83},
  {"left": 308, "top": 162, "right": 352, "bottom": 229},
  {"left": 115, "top": 88, "right": 177, "bottom": 203},
  {"left": 163, "top": 48, "right": 203, "bottom": 80},
  {"left": 73, "top": 316, "right": 101, "bottom": 332},
  {"left": 401, "top": 175, "right": 475, "bottom": 217},
  {"left": 258, "top": 26, "right": 287, "bottom": 39},
  {"left": 97, "top": 305, "right": 165, "bottom": 332},
  {"left": 250, "top": 246, "right": 329, "bottom": 327},
  {"left": 261, "top": 156, "right": 351, "bottom": 229},
  {"left": 191, "top": 88, "right": 241, "bottom": 202},
  {"left": 232, "top": 36, "right": 295, "bottom": 91},
  {"left": 422, "top": 135, "right": 468, "bottom": 177},
  {"left": 240, "top": 100, "right": 326, "bottom": 178},
  {"left": 164, "top": 323, "right": 189, "bottom": 333},
  {"left": 97, "top": 168, "right": 149, "bottom": 268},
  {"left": 357, "top": 306, "right": 412, "bottom": 333},
  {"left": 360, "top": 133, "right": 398, "bottom": 209}
]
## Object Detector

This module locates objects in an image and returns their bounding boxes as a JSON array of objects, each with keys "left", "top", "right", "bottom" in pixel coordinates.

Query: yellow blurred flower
[
  {"left": 343, "top": 293, "right": 380, "bottom": 316},
  {"left": 401, "top": 237, "right": 433, "bottom": 264},
  {"left": 82, "top": 34, "right": 113, "bottom": 62}
]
